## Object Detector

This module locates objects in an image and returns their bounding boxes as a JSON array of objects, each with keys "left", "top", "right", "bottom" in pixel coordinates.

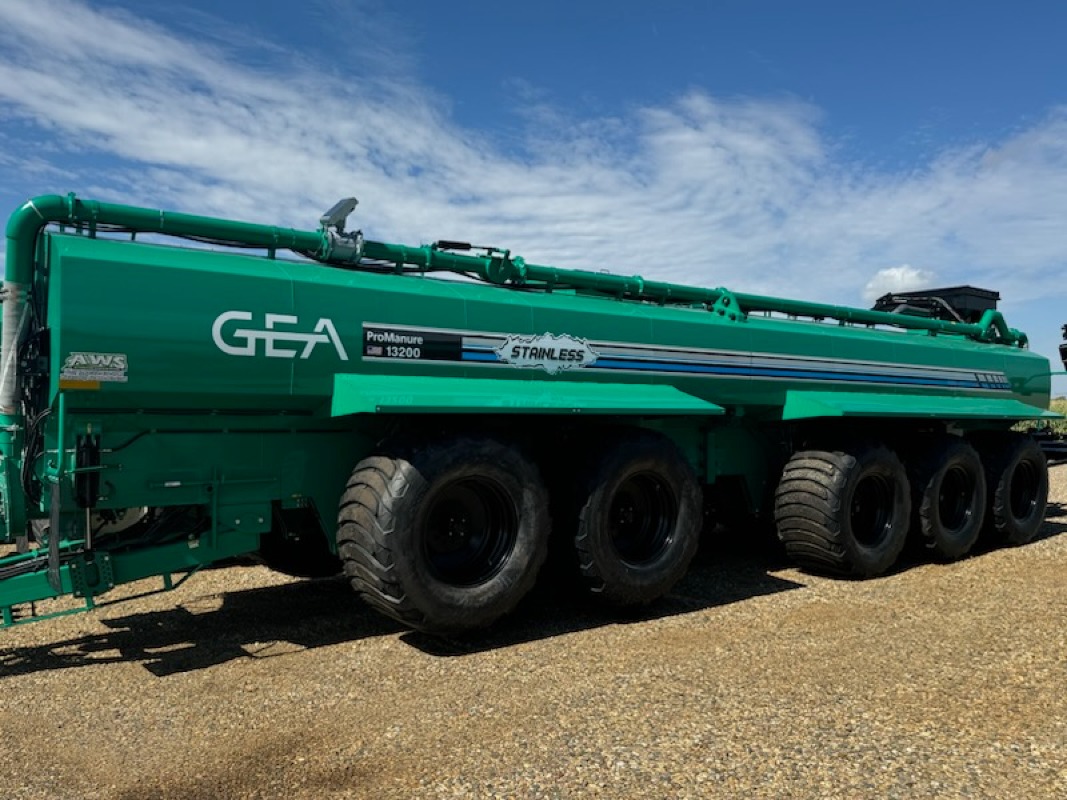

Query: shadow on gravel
[
  {"left": 401, "top": 528, "right": 803, "bottom": 657},
  {"left": 0, "top": 571, "right": 402, "bottom": 679},
  {"left": 0, "top": 531, "right": 802, "bottom": 676},
  {"left": 401, "top": 504, "right": 1067, "bottom": 656},
  {"left": 1035, "top": 502, "right": 1067, "bottom": 540},
  {"left": 957, "top": 502, "right": 1067, "bottom": 562},
  {"left": 7, "top": 508, "right": 1064, "bottom": 674}
]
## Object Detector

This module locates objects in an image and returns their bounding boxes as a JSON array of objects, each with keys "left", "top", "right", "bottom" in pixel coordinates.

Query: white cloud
[
  {"left": 862, "top": 265, "right": 938, "bottom": 304},
  {"left": 0, "top": 0, "right": 1065, "bottom": 319}
]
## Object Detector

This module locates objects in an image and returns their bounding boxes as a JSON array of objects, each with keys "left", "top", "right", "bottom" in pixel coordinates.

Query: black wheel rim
[
  {"left": 850, "top": 473, "right": 895, "bottom": 546},
  {"left": 1009, "top": 459, "right": 1040, "bottom": 521},
  {"left": 939, "top": 465, "right": 974, "bottom": 533},
  {"left": 608, "top": 472, "right": 676, "bottom": 566},
  {"left": 422, "top": 477, "right": 518, "bottom": 586}
]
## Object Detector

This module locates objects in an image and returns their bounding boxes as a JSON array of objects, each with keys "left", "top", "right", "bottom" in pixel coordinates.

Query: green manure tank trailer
[{"left": 0, "top": 193, "right": 1057, "bottom": 632}]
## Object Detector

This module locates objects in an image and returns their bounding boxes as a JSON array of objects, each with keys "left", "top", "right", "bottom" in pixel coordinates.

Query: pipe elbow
[
  {"left": 4, "top": 194, "right": 70, "bottom": 239},
  {"left": 5, "top": 194, "right": 74, "bottom": 285}
]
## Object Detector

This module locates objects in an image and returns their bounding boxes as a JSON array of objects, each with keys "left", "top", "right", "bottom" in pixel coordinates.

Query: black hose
[{"left": 19, "top": 407, "right": 50, "bottom": 508}]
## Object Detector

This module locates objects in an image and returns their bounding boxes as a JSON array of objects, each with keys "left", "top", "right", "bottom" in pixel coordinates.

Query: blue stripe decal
[
  {"left": 591, "top": 357, "right": 979, "bottom": 387},
  {"left": 462, "top": 351, "right": 500, "bottom": 362},
  {"left": 459, "top": 347, "right": 1005, "bottom": 391}
]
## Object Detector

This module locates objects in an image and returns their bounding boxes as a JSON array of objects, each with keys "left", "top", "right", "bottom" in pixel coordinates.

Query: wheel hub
[
  {"left": 609, "top": 473, "right": 677, "bottom": 566},
  {"left": 423, "top": 477, "right": 518, "bottom": 586}
]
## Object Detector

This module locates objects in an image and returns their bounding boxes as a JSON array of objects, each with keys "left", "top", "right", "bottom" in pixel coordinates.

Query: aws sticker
[
  {"left": 60, "top": 352, "right": 129, "bottom": 383},
  {"left": 496, "top": 333, "right": 599, "bottom": 374}
]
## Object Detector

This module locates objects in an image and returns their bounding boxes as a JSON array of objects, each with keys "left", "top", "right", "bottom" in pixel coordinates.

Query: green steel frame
[{"left": 0, "top": 192, "right": 1053, "bottom": 627}]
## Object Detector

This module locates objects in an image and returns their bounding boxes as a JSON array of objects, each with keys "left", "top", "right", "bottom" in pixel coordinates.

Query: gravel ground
[{"left": 1, "top": 468, "right": 1066, "bottom": 800}]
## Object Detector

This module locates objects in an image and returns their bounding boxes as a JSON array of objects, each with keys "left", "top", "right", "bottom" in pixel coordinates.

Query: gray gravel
[{"left": 2, "top": 468, "right": 1066, "bottom": 799}]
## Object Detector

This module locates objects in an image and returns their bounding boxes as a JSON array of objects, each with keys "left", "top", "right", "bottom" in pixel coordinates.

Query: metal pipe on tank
[
  {"left": 1, "top": 193, "right": 335, "bottom": 412},
  {"left": 3, "top": 195, "right": 71, "bottom": 417},
  {"left": 0, "top": 192, "right": 1032, "bottom": 432}
]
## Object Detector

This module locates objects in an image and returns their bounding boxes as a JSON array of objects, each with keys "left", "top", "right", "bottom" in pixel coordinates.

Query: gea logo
[{"left": 212, "top": 311, "right": 349, "bottom": 360}]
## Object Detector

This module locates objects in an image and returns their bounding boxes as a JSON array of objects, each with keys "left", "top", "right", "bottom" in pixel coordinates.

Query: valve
[{"left": 318, "top": 197, "right": 364, "bottom": 264}]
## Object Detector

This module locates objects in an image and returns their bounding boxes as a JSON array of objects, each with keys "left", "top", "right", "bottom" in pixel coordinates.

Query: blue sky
[{"left": 1, "top": 1, "right": 1066, "bottom": 388}]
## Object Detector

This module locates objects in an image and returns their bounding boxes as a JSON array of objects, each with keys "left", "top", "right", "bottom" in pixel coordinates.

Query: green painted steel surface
[
  {"left": 0, "top": 193, "right": 1058, "bottom": 625},
  {"left": 782, "top": 390, "right": 1062, "bottom": 421},
  {"left": 6, "top": 194, "right": 1027, "bottom": 346},
  {"left": 331, "top": 374, "right": 725, "bottom": 415},
  {"left": 39, "top": 234, "right": 1052, "bottom": 415},
  {"left": 0, "top": 529, "right": 261, "bottom": 624}
]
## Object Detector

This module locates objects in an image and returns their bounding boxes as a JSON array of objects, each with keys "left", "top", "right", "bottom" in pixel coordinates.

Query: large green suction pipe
[
  {"left": 4, "top": 193, "right": 331, "bottom": 284},
  {"left": 361, "top": 241, "right": 1029, "bottom": 347},
  {"left": 1, "top": 193, "right": 359, "bottom": 415},
  {"left": 1, "top": 192, "right": 1030, "bottom": 421}
]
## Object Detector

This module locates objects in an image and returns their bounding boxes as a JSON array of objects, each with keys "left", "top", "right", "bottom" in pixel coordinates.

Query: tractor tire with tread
[
  {"left": 775, "top": 445, "right": 911, "bottom": 577},
  {"left": 975, "top": 432, "right": 1048, "bottom": 546},
  {"left": 574, "top": 432, "right": 702, "bottom": 606},
  {"left": 337, "top": 437, "right": 550, "bottom": 633},
  {"left": 908, "top": 436, "right": 986, "bottom": 561}
]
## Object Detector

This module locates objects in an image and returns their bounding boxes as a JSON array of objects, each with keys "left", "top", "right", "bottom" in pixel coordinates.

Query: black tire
[
  {"left": 775, "top": 445, "right": 911, "bottom": 577},
  {"left": 908, "top": 437, "right": 986, "bottom": 561},
  {"left": 976, "top": 432, "right": 1048, "bottom": 546},
  {"left": 574, "top": 433, "right": 702, "bottom": 606},
  {"left": 337, "top": 437, "right": 550, "bottom": 633}
]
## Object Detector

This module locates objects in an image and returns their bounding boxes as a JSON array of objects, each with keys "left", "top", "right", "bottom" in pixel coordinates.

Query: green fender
[
  {"left": 331, "top": 374, "right": 726, "bottom": 416},
  {"left": 781, "top": 390, "right": 1061, "bottom": 421}
]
